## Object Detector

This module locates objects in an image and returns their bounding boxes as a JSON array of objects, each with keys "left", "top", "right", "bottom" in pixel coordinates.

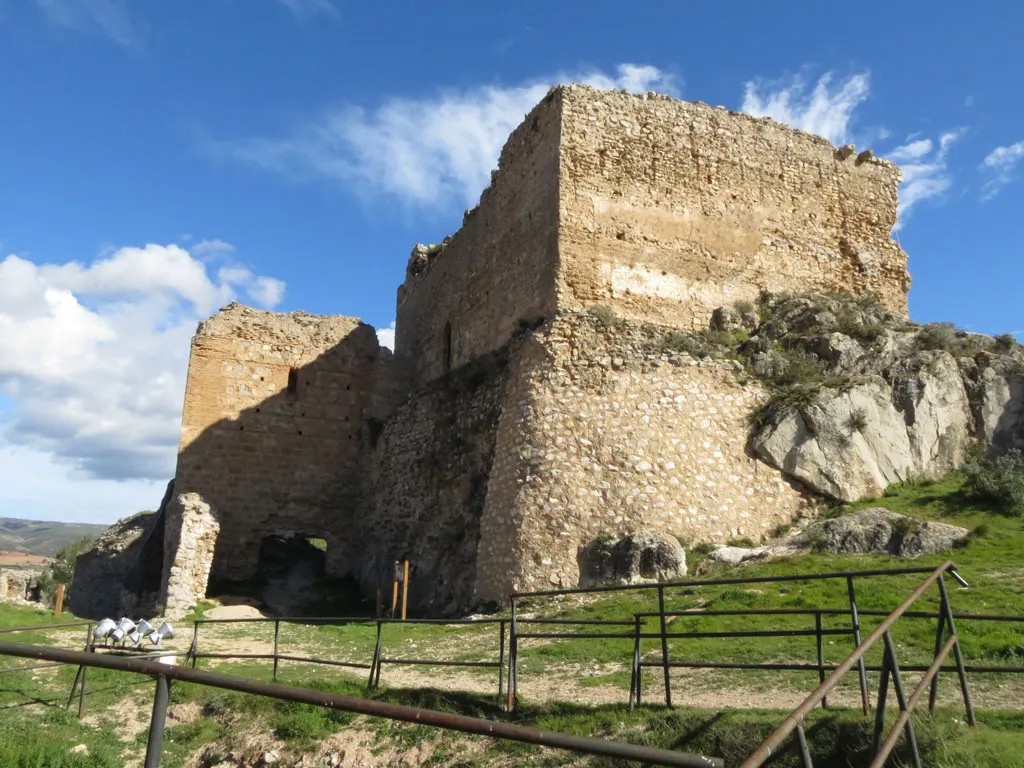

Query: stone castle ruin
[{"left": 72, "top": 84, "right": 1021, "bottom": 620}]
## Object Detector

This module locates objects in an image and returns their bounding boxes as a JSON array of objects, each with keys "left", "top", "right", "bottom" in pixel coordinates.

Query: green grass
[{"left": 2, "top": 472, "right": 1024, "bottom": 766}]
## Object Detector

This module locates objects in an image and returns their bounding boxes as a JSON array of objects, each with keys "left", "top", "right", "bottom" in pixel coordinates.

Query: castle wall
[
  {"left": 393, "top": 91, "right": 562, "bottom": 387},
  {"left": 474, "top": 313, "right": 811, "bottom": 601},
  {"left": 555, "top": 86, "right": 909, "bottom": 330},
  {"left": 364, "top": 350, "right": 510, "bottom": 614},
  {"left": 173, "top": 303, "right": 381, "bottom": 585}
]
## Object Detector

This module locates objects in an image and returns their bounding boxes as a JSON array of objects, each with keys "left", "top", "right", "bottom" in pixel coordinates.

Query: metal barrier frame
[
  {"left": 507, "top": 563, "right": 975, "bottom": 712},
  {"left": 0, "top": 640, "right": 723, "bottom": 768},
  {"left": 738, "top": 562, "right": 974, "bottom": 768}
]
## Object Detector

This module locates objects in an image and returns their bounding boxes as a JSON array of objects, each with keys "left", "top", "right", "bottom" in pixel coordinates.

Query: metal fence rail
[
  {"left": 506, "top": 563, "right": 977, "bottom": 712},
  {"left": 738, "top": 562, "right": 974, "bottom": 768},
  {"left": 0, "top": 639, "right": 723, "bottom": 768}
]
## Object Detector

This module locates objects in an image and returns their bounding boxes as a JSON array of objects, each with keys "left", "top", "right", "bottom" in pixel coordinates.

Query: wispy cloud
[
  {"left": 213, "top": 64, "right": 679, "bottom": 209},
  {"left": 0, "top": 242, "right": 285, "bottom": 482},
  {"left": 740, "top": 71, "right": 870, "bottom": 145},
  {"left": 980, "top": 141, "right": 1024, "bottom": 201},
  {"left": 34, "top": 0, "right": 141, "bottom": 50},
  {"left": 884, "top": 130, "right": 964, "bottom": 228},
  {"left": 376, "top": 321, "right": 396, "bottom": 351},
  {"left": 275, "top": 0, "right": 339, "bottom": 21}
]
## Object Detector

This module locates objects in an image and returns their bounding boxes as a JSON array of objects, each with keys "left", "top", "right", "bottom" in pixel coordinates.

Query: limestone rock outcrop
[
  {"left": 740, "top": 294, "right": 1024, "bottom": 502},
  {"left": 578, "top": 530, "right": 687, "bottom": 587},
  {"left": 68, "top": 511, "right": 161, "bottom": 620},
  {"left": 708, "top": 508, "right": 970, "bottom": 565},
  {"left": 803, "top": 508, "right": 971, "bottom": 557}
]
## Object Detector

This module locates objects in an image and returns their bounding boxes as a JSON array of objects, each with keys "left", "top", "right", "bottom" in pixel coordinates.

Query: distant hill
[{"left": 0, "top": 517, "right": 111, "bottom": 558}]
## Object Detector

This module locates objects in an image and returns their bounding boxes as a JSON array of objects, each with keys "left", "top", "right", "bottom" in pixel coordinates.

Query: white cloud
[
  {"left": 33, "top": 0, "right": 141, "bottom": 50},
  {"left": 887, "top": 139, "right": 933, "bottom": 163},
  {"left": 0, "top": 444, "right": 162, "bottom": 524},
  {"left": 887, "top": 130, "right": 964, "bottom": 228},
  {"left": 249, "top": 276, "right": 286, "bottom": 307},
  {"left": 741, "top": 71, "right": 870, "bottom": 145},
  {"left": 276, "top": 0, "right": 339, "bottom": 20},
  {"left": 980, "top": 141, "right": 1024, "bottom": 201},
  {"left": 0, "top": 243, "right": 286, "bottom": 487},
  {"left": 216, "top": 63, "right": 678, "bottom": 208},
  {"left": 376, "top": 321, "right": 396, "bottom": 351},
  {"left": 192, "top": 238, "right": 236, "bottom": 259}
]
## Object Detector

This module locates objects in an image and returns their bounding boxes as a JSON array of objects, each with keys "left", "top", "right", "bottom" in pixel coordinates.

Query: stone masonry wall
[
  {"left": 159, "top": 493, "right": 220, "bottom": 618},
  {"left": 173, "top": 303, "right": 383, "bottom": 584},
  {"left": 473, "top": 312, "right": 812, "bottom": 602},
  {"left": 555, "top": 86, "right": 909, "bottom": 330},
  {"left": 364, "top": 349, "right": 510, "bottom": 615},
  {"left": 394, "top": 90, "right": 562, "bottom": 387}
]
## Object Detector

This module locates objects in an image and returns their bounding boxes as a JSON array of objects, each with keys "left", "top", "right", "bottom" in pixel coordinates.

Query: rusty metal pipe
[
  {"left": 0, "top": 640, "right": 722, "bottom": 768},
  {"left": 869, "top": 636, "right": 957, "bottom": 768},
  {"left": 739, "top": 562, "right": 953, "bottom": 768}
]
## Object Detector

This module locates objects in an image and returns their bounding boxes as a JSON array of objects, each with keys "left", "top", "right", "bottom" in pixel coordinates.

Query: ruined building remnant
[{"left": 90, "top": 85, "right": 915, "bottom": 618}]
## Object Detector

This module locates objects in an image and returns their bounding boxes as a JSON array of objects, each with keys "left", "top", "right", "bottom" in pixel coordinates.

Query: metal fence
[
  {"left": 738, "top": 561, "right": 973, "bottom": 768},
  {"left": 0, "top": 639, "right": 723, "bottom": 768},
  {"left": 6, "top": 562, "right": 1024, "bottom": 766}
]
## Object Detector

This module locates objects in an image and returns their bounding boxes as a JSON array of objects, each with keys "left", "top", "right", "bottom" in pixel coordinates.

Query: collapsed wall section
[
  {"left": 473, "top": 313, "right": 812, "bottom": 602},
  {"left": 172, "top": 303, "right": 382, "bottom": 589},
  {"left": 555, "top": 85, "right": 910, "bottom": 329},
  {"left": 364, "top": 350, "right": 510, "bottom": 614},
  {"left": 394, "top": 90, "right": 563, "bottom": 387}
]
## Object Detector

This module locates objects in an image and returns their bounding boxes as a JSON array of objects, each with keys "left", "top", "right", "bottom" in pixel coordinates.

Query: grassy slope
[
  {"left": 0, "top": 517, "right": 109, "bottom": 557},
  {"left": 2, "top": 474, "right": 1024, "bottom": 766}
]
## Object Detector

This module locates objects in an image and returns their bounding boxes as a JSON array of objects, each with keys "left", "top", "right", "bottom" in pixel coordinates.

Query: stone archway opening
[{"left": 254, "top": 534, "right": 327, "bottom": 614}]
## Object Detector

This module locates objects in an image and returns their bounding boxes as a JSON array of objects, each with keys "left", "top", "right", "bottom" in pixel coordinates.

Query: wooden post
[
  {"left": 54, "top": 584, "right": 66, "bottom": 617},
  {"left": 391, "top": 561, "right": 400, "bottom": 617},
  {"left": 400, "top": 560, "right": 410, "bottom": 621}
]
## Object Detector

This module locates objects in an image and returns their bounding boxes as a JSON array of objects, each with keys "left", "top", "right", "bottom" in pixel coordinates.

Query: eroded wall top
[
  {"left": 555, "top": 85, "right": 910, "bottom": 329},
  {"left": 174, "top": 302, "right": 383, "bottom": 581},
  {"left": 393, "top": 90, "right": 562, "bottom": 387}
]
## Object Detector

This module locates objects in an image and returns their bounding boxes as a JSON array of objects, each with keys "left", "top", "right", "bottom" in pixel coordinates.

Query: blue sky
[{"left": 1, "top": 0, "right": 1022, "bottom": 524}]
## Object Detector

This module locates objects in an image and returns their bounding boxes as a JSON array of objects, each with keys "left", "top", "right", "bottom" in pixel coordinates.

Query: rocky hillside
[
  {"left": 686, "top": 291, "right": 1023, "bottom": 502},
  {"left": 0, "top": 517, "right": 109, "bottom": 558}
]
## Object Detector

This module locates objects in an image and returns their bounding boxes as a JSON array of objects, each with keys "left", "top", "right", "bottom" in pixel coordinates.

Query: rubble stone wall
[
  {"left": 555, "top": 86, "right": 910, "bottom": 329},
  {"left": 473, "top": 313, "right": 812, "bottom": 602},
  {"left": 173, "top": 303, "right": 383, "bottom": 583},
  {"left": 364, "top": 349, "right": 511, "bottom": 614},
  {"left": 394, "top": 92, "right": 562, "bottom": 387},
  {"left": 159, "top": 493, "right": 221, "bottom": 618}
]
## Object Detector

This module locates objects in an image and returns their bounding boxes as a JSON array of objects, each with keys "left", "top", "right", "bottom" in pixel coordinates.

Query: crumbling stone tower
[{"left": 162, "top": 85, "right": 910, "bottom": 616}]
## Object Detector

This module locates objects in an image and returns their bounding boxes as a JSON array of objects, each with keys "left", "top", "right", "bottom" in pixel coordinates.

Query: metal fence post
[
  {"left": 143, "top": 674, "right": 170, "bottom": 768},
  {"left": 497, "top": 620, "right": 506, "bottom": 703},
  {"left": 928, "top": 610, "right": 946, "bottom": 714},
  {"left": 374, "top": 621, "right": 385, "bottom": 689},
  {"left": 368, "top": 621, "right": 382, "bottom": 689},
  {"left": 937, "top": 574, "right": 976, "bottom": 726},
  {"left": 882, "top": 631, "right": 922, "bottom": 768},
  {"left": 871, "top": 634, "right": 892, "bottom": 754},
  {"left": 629, "top": 614, "right": 641, "bottom": 712},
  {"left": 846, "top": 576, "right": 870, "bottom": 713},
  {"left": 509, "top": 599, "right": 519, "bottom": 712},
  {"left": 814, "top": 612, "right": 826, "bottom": 709},
  {"left": 795, "top": 722, "right": 813, "bottom": 768},
  {"left": 658, "top": 584, "right": 672, "bottom": 708},
  {"left": 189, "top": 623, "right": 199, "bottom": 669},
  {"left": 272, "top": 620, "right": 280, "bottom": 682}
]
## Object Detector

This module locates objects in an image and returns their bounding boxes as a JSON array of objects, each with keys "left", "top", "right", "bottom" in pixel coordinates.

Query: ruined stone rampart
[
  {"left": 472, "top": 312, "right": 812, "bottom": 601},
  {"left": 94, "top": 84, "right": 929, "bottom": 618},
  {"left": 363, "top": 350, "right": 511, "bottom": 613},
  {"left": 394, "top": 92, "right": 562, "bottom": 387},
  {"left": 172, "top": 303, "right": 383, "bottom": 586},
  {"left": 556, "top": 86, "right": 908, "bottom": 329}
]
